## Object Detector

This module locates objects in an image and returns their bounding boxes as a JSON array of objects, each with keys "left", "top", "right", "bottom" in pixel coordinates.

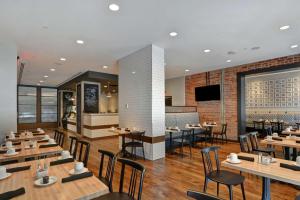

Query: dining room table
[
  {"left": 6, "top": 133, "right": 46, "bottom": 142},
  {"left": 185, "top": 125, "right": 204, "bottom": 147},
  {"left": 260, "top": 137, "right": 300, "bottom": 160},
  {"left": 0, "top": 141, "right": 63, "bottom": 164},
  {"left": 281, "top": 129, "right": 300, "bottom": 136},
  {"left": 222, "top": 152, "right": 300, "bottom": 200},
  {"left": 0, "top": 157, "right": 109, "bottom": 199},
  {"left": 109, "top": 128, "right": 132, "bottom": 157}
]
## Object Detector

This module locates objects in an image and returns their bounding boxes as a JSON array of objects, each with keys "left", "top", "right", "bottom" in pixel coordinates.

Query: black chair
[
  {"left": 187, "top": 190, "right": 221, "bottom": 200},
  {"left": 98, "top": 149, "right": 117, "bottom": 192},
  {"left": 54, "top": 130, "right": 59, "bottom": 141},
  {"left": 239, "top": 134, "right": 252, "bottom": 153},
  {"left": 196, "top": 126, "right": 213, "bottom": 145},
  {"left": 213, "top": 124, "right": 227, "bottom": 144},
  {"left": 124, "top": 131, "right": 145, "bottom": 160},
  {"left": 69, "top": 136, "right": 78, "bottom": 156},
  {"left": 201, "top": 146, "right": 246, "bottom": 200},
  {"left": 173, "top": 129, "right": 193, "bottom": 157},
  {"left": 56, "top": 131, "right": 65, "bottom": 147},
  {"left": 73, "top": 140, "right": 90, "bottom": 167},
  {"left": 93, "top": 158, "right": 146, "bottom": 200},
  {"left": 248, "top": 132, "right": 275, "bottom": 157},
  {"left": 296, "top": 195, "right": 300, "bottom": 200}
]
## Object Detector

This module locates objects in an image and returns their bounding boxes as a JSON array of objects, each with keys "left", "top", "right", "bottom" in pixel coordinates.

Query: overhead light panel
[
  {"left": 109, "top": 3, "right": 120, "bottom": 11},
  {"left": 169, "top": 32, "right": 178, "bottom": 37},
  {"left": 280, "top": 25, "right": 290, "bottom": 30}
]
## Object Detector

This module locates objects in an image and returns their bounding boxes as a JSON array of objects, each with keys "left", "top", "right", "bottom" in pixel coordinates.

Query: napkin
[
  {"left": 50, "top": 158, "right": 74, "bottom": 166},
  {"left": 6, "top": 165, "right": 31, "bottom": 173},
  {"left": 0, "top": 187, "right": 25, "bottom": 199},
  {"left": 238, "top": 155, "right": 254, "bottom": 162},
  {"left": 272, "top": 137, "right": 283, "bottom": 141},
  {"left": 37, "top": 140, "right": 49, "bottom": 143},
  {"left": 62, "top": 171, "right": 93, "bottom": 183},
  {"left": 280, "top": 163, "right": 300, "bottom": 171},
  {"left": 39, "top": 144, "right": 59, "bottom": 148}
]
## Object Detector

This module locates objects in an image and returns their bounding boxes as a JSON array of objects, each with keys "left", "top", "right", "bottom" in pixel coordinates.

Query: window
[
  {"left": 18, "top": 86, "right": 37, "bottom": 123},
  {"left": 41, "top": 88, "right": 57, "bottom": 122}
]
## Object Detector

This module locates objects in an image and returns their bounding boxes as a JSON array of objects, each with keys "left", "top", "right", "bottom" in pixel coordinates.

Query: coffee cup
[
  {"left": 296, "top": 156, "right": 300, "bottom": 166},
  {"left": 286, "top": 128, "right": 291, "bottom": 132},
  {"left": 0, "top": 166, "right": 7, "bottom": 178},
  {"left": 48, "top": 139, "right": 55, "bottom": 144},
  {"left": 5, "top": 141, "right": 12, "bottom": 148},
  {"left": 7, "top": 148, "right": 15, "bottom": 155},
  {"left": 9, "top": 133, "right": 15, "bottom": 139},
  {"left": 61, "top": 150, "right": 70, "bottom": 159},
  {"left": 74, "top": 162, "right": 84, "bottom": 172},
  {"left": 272, "top": 132, "right": 278, "bottom": 137},
  {"left": 227, "top": 153, "right": 238, "bottom": 161},
  {"left": 266, "top": 135, "right": 272, "bottom": 141},
  {"left": 44, "top": 135, "right": 50, "bottom": 140}
]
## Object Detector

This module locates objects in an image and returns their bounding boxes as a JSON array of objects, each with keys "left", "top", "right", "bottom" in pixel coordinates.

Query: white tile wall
[{"left": 118, "top": 45, "right": 165, "bottom": 160}]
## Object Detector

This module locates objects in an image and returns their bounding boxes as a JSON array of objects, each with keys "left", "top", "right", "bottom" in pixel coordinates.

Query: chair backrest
[
  {"left": 239, "top": 134, "right": 251, "bottom": 153},
  {"left": 130, "top": 131, "right": 145, "bottom": 142},
  {"left": 187, "top": 190, "right": 221, "bottom": 200},
  {"left": 54, "top": 130, "right": 59, "bottom": 141},
  {"left": 118, "top": 158, "right": 146, "bottom": 200},
  {"left": 221, "top": 123, "right": 227, "bottom": 135},
  {"left": 201, "top": 146, "right": 220, "bottom": 175},
  {"left": 73, "top": 140, "right": 90, "bottom": 167},
  {"left": 266, "top": 126, "right": 272, "bottom": 135},
  {"left": 56, "top": 131, "right": 65, "bottom": 147},
  {"left": 69, "top": 136, "right": 78, "bottom": 156},
  {"left": 98, "top": 149, "right": 116, "bottom": 192},
  {"left": 248, "top": 131, "right": 259, "bottom": 150}
]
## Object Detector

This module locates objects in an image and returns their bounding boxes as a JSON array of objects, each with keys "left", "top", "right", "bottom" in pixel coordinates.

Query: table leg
[
  {"left": 169, "top": 132, "right": 174, "bottom": 154},
  {"left": 292, "top": 148, "right": 297, "bottom": 161},
  {"left": 284, "top": 147, "right": 290, "bottom": 160},
  {"left": 192, "top": 129, "right": 195, "bottom": 147},
  {"left": 262, "top": 177, "right": 271, "bottom": 200}
]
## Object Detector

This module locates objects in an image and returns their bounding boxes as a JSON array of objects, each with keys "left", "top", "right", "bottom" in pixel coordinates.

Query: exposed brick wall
[{"left": 186, "top": 54, "right": 300, "bottom": 140}]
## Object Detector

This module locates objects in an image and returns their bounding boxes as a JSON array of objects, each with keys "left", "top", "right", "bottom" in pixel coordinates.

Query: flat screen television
[{"left": 195, "top": 85, "right": 220, "bottom": 101}]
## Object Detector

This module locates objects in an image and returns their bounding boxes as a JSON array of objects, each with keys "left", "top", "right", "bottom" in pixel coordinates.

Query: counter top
[{"left": 83, "top": 113, "right": 118, "bottom": 116}]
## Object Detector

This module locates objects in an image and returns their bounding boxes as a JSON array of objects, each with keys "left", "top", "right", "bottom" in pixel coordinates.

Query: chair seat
[
  {"left": 254, "top": 147, "right": 275, "bottom": 153},
  {"left": 124, "top": 141, "right": 143, "bottom": 147},
  {"left": 93, "top": 192, "right": 133, "bottom": 200},
  {"left": 207, "top": 170, "right": 245, "bottom": 186}
]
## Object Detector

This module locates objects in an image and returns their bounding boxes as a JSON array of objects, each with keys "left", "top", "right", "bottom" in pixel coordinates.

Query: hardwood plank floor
[{"left": 56, "top": 130, "right": 299, "bottom": 200}]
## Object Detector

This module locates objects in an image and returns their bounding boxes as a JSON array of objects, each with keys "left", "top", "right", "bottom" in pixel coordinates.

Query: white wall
[
  {"left": 165, "top": 76, "right": 185, "bottom": 106},
  {"left": 0, "top": 43, "right": 17, "bottom": 142}
]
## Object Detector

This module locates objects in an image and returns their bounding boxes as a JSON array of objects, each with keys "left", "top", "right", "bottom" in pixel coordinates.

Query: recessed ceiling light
[
  {"left": 169, "top": 32, "right": 178, "bottom": 37},
  {"left": 291, "top": 44, "right": 298, "bottom": 49},
  {"left": 39, "top": 80, "right": 44, "bottom": 83},
  {"left": 104, "top": 85, "right": 108, "bottom": 88},
  {"left": 109, "top": 3, "right": 120, "bottom": 11},
  {"left": 226, "top": 60, "right": 232, "bottom": 63},
  {"left": 132, "top": 71, "right": 136, "bottom": 74},
  {"left": 204, "top": 49, "right": 211, "bottom": 53},
  {"left": 185, "top": 69, "right": 190, "bottom": 72},
  {"left": 50, "top": 68, "right": 56, "bottom": 71},
  {"left": 103, "top": 65, "right": 108, "bottom": 69},
  {"left": 44, "top": 75, "right": 48, "bottom": 78},
  {"left": 60, "top": 57, "right": 66, "bottom": 61},
  {"left": 76, "top": 40, "right": 84, "bottom": 44},
  {"left": 37, "top": 83, "right": 41, "bottom": 86},
  {"left": 280, "top": 25, "right": 290, "bottom": 30}
]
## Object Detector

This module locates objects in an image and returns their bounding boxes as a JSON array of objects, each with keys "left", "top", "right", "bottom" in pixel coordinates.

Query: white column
[
  {"left": 118, "top": 45, "right": 165, "bottom": 160},
  {"left": 0, "top": 42, "right": 17, "bottom": 142}
]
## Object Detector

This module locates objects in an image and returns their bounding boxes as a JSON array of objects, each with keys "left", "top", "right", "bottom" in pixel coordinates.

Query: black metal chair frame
[
  {"left": 98, "top": 149, "right": 117, "bottom": 192},
  {"left": 73, "top": 140, "right": 90, "bottom": 167},
  {"left": 124, "top": 131, "right": 146, "bottom": 160},
  {"left": 69, "top": 136, "right": 78, "bottom": 156},
  {"left": 172, "top": 129, "right": 193, "bottom": 157},
  {"left": 239, "top": 134, "right": 252, "bottom": 153},
  {"left": 213, "top": 123, "right": 228, "bottom": 144},
  {"left": 248, "top": 132, "right": 275, "bottom": 157},
  {"left": 187, "top": 190, "right": 221, "bottom": 200}
]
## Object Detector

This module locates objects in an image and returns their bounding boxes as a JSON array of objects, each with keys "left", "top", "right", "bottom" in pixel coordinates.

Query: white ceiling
[{"left": 0, "top": 0, "right": 300, "bottom": 87}]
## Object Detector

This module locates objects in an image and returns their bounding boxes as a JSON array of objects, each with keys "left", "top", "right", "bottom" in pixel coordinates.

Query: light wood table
[
  {"left": 0, "top": 142, "right": 63, "bottom": 163},
  {"left": 282, "top": 130, "right": 300, "bottom": 136},
  {"left": 0, "top": 157, "right": 109, "bottom": 200},
  {"left": 222, "top": 152, "right": 300, "bottom": 200},
  {"left": 6, "top": 134, "right": 46, "bottom": 142}
]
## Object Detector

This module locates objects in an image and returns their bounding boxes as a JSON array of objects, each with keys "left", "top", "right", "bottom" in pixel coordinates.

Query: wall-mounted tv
[{"left": 195, "top": 85, "right": 220, "bottom": 101}]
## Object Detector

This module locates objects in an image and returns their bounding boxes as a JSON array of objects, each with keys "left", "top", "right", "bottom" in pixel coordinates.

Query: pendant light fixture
[{"left": 106, "top": 82, "right": 112, "bottom": 98}]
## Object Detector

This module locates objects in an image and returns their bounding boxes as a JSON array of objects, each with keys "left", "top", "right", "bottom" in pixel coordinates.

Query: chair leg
[
  {"left": 228, "top": 185, "right": 233, "bottom": 200},
  {"left": 273, "top": 151, "right": 276, "bottom": 158},
  {"left": 189, "top": 142, "right": 192, "bottom": 158},
  {"left": 142, "top": 146, "right": 145, "bottom": 160},
  {"left": 131, "top": 146, "right": 134, "bottom": 158},
  {"left": 225, "top": 134, "right": 228, "bottom": 143},
  {"left": 217, "top": 183, "right": 219, "bottom": 196},
  {"left": 241, "top": 183, "right": 246, "bottom": 200},
  {"left": 203, "top": 178, "right": 208, "bottom": 192}
]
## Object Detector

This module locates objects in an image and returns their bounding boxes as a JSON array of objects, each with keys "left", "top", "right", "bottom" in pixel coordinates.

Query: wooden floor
[{"left": 56, "top": 130, "right": 299, "bottom": 200}]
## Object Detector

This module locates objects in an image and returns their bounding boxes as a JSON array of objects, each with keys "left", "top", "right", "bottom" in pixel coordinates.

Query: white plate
[
  {"left": 4, "top": 152, "right": 19, "bottom": 156},
  {"left": 265, "top": 139, "right": 274, "bottom": 142},
  {"left": 34, "top": 176, "right": 57, "bottom": 187},
  {"left": 57, "top": 156, "right": 73, "bottom": 160},
  {"left": 68, "top": 168, "right": 88, "bottom": 175},
  {"left": 0, "top": 173, "right": 12, "bottom": 180},
  {"left": 24, "top": 146, "right": 36, "bottom": 149},
  {"left": 226, "top": 159, "right": 241, "bottom": 164},
  {"left": 294, "top": 163, "right": 300, "bottom": 167}
]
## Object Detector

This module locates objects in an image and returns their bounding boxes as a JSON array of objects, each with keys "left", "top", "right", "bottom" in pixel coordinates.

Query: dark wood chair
[
  {"left": 213, "top": 123, "right": 227, "bottom": 144},
  {"left": 69, "top": 136, "right": 78, "bottom": 156},
  {"left": 248, "top": 132, "right": 275, "bottom": 157},
  {"left": 98, "top": 149, "right": 117, "bottom": 192},
  {"left": 173, "top": 129, "right": 193, "bottom": 157},
  {"left": 73, "top": 140, "right": 90, "bottom": 167},
  {"left": 56, "top": 131, "right": 65, "bottom": 147},
  {"left": 239, "top": 134, "right": 252, "bottom": 153},
  {"left": 187, "top": 190, "right": 221, "bottom": 200},
  {"left": 201, "top": 146, "right": 246, "bottom": 200},
  {"left": 93, "top": 158, "right": 146, "bottom": 200},
  {"left": 124, "top": 131, "right": 145, "bottom": 160},
  {"left": 54, "top": 130, "right": 59, "bottom": 141}
]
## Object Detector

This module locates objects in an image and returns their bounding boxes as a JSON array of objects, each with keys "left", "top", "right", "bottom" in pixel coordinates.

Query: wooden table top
[
  {"left": 260, "top": 138, "right": 300, "bottom": 149},
  {"left": 0, "top": 142, "right": 63, "bottom": 163},
  {"left": 0, "top": 157, "right": 109, "bottom": 200},
  {"left": 222, "top": 152, "right": 300, "bottom": 186},
  {"left": 281, "top": 130, "right": 300, "bottom": 135},
  {"left": 6, "top": 134, "right": 46, "bottom": 142}
]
